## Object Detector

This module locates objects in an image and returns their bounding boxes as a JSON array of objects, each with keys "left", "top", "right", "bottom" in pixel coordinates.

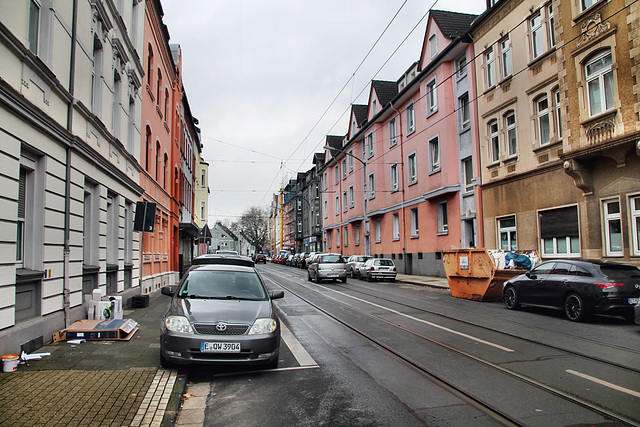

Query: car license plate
[
  {"left": 628, "top": 298, "right": 639, "bottom": 305},
  {"left": 200, "top": 342, "right": 241, "bottom": 353},
  {"left": 328, "top": 273, "right": 338, "bottom": 278}
]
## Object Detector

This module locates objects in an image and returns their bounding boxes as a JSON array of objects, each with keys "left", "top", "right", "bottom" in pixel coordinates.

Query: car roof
[
  {"left": 191, "top": 254, "right": 255, "bottom": 267},
  {"left": 188, "top": 264, "right": 257, "bottom": 273}
]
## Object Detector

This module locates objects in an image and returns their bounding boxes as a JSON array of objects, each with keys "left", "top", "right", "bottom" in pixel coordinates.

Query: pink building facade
[{"left": 321, "top": 10, "right": 481, "bottom": 276}]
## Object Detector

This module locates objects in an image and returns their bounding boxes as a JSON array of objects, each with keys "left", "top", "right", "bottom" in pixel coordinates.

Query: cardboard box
[{"left": 64, "top": 319, "right": 139, "bottom": 341}]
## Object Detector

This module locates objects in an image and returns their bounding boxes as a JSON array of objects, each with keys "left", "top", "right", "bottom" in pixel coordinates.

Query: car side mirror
[
  {"left": 525, "top": 272, "right": 536, "bottom": 279},
  {"left": 270, "top": 290, "right": 284, "bottom": 300},
  {"left": 161, "top": 286, "right": 175, "bottom": 296}
]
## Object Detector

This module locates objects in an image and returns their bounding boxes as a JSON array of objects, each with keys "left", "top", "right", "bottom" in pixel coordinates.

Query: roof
[
  {"left": 352, "top": 104, "right": 368, "bottom": 127},
  {"left": 430, "top": 10, "right": 478, "bottom": 39},
  {"left": 326, "top": 135, "right": 343, "bottom": 151},
  {"left": 371, "top": 81, "right": 398, "bottom": 107}
]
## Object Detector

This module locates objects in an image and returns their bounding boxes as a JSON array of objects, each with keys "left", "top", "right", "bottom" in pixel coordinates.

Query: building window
[
  {"left": 586, "top": 51, "right": 614, "bottom": 117},
  {"left": 201, "top": 202, "right": 205, "bottom": 221},
  {"left": 389, "top": 118, "right": 397, "bottom": 147},
  {"left": 410, "top": 208, "right": 419, "bottom": 237},
  {"left": 91, "top": 32, "right": 104, "bottom": 114},
  {"left": 463, "top": 157, "right": 474, "bottom": 193},
  {"left": 342, "top": 159, "right": 347, "bottom": 179},
  {"left": 553, "top": 88, "right": 562, "bottom": 138},
  {"left": 459, "top": 93, "right": 470, "bottom": 129},
  {"left": 429, "top": 136, "right": 440, "bottom": 173},
  {"left": 348, "top": 150, "right": 354, "bottom": 172},
  {"left": 28, "top": 0, "right": 40, "bottom": 54},
  {"left": 324, "top": 200, "right": 328, "bottom": 218},
  {"left": 539, "top": 206, "right": 580, "bottom": 257},
  {"left": 548, "top": 4, "right": 556, "bottom": 48},
  {"left": 500, "top": 37, "right": 512, "bottom": 79},
  {"left": 334, "top": 165, "right": 339, "bottom": 185},
  {"left": 505, "top": 112, "right": 517, "bottom": 156},
  {"left": 530, "top": 13, "right": 543, "bottom": 60},
  {"left": 631, "top": 196, "right": 640, "bottom": 256},
  {"left": 437, "top": 201, "right": 448, "bottom": 234},
  {"left": 582, "top": 0, "right": 597, "bottom": 12},
  {"left": 368, "top": 172, "right": 375, "bottom": 199},
  {"left": 298, "top": 221, "right": 302, "bottom": 233},
  {"left": 456, "top": 56, "right": 467, "bottom": 78},
  {"left": 343, "top": 191, "right": 348, "bottom": 212},
  {"left": 156, "top": 70, "right": 162, "bottom": 106},
  {"left": 392, "top": 213, "right": 400, "bottom": 240},
  {"left": 355, "top": 224, "right": 360, "bottom": 246},
  {"left": 406, "top": 103, "right": 415, "bottom": 134},
  {"left": 498, "top": 216, "right": 517, "bottom": 251},
  {"left": 201, "top": 169, "right": 206, "bottom": 188},
  {"left": 375, "top": 219, "right": 381, "bottom": 243},
  {"left": 335, "top": 196, "right": 339, "bottom": 216},
  {"left": 408, "top": 152, "right": 417, "bottom": 185},
  {"left": 367, "top": 133, "right": 374, "bottom": 158},
  {"left": 603, "top": 200, "right": 623, "bottom": 256},
  {"left": 486, "top": 50, "right": 495, "bottom": 88},
  {"left": 344, "top": 226, "right": 348, "bottom": 247},
  {"left": 327, "top": 231, "right": 332, "bottom": 249},
  {"left": 429, "top": 34, "right": 438, "bottom": 59},
  {"left": 323, "top": 172, "right": 327, "bottom": 190},
  {"left": 426, "top": 78, "right": 438, "bottom": 116},
  {"left": 537, "top": 96, "right": 550, "bottom": 146},
  {"left": 372, "top": 100, "right": 377, "bottom": 116},
  {"left": 489, "top": 120, "right": 500, "bottom": 163},
  {"left": 390, "top": 163, "right": 398, "bottom": 192},
  {"left": 349, "top": 185, "right": 354, "bottom": 208}
]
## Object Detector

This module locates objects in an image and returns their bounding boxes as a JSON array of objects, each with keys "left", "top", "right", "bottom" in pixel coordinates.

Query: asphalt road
[{"left": 179, "top": 263, "right": 640, "bottom": 426}]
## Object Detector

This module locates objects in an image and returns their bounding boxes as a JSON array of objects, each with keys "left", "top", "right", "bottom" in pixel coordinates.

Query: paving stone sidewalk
[{"left": 0, "top": 290, "right": 185, "bottom": 427}]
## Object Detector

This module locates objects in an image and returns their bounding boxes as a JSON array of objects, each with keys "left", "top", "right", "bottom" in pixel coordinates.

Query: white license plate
[
  {"left": 201, "top": 342, "right": 241, "bottom": 353},
  {"left": 328, "top": 273, "right": 338, "bottom": 277},
  {"left": 629, "top": 298, "right": 639, "bottom": 305}
]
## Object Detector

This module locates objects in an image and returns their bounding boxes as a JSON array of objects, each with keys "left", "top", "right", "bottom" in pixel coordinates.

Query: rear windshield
[
  {"left": 375, "top": 259, "right": 394, "bottom": 266},
  {"left": 357, "top": 256, "right": 371, "bottom": 262},
  {"left": 179, "top": 270, "right": 266, "bottom": 300},
  {"left": 600, "top": 265, "right": 640, "bottom": 280},
  {"left": 320, "top": 255, "right": 345, "bottom": 263}
]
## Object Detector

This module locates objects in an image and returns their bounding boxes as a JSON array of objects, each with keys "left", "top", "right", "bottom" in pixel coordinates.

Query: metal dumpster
[{"left": 442, "top": 249, "right": 539, "bottom": 301}]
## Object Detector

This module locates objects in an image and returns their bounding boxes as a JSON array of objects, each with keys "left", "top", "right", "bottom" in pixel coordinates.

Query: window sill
[
  {"left": 393, "top": 238, "right": 400, "bottom": 242},
  {"left": 486, "top": 161, "right": 500, "bottom": 169},
  {"left": 437, "top": 231, "right": 449, "bottom": 236},
  {"left": 502, "top": 154, "right": 518, "bottom": 165},
  {"left": 532, "top": 139, "right": 562, "bottom": 154},
  {"left": 408, "top": 180, "right": 417, "bottom": 187},
  {"left": 427, "top": 108, "right": 438, "bottom": 119},
  {"left": 16, "top": 268, "right": 45, "bottom": 283},
  {"left": 527, "top": 47, "right": 556, "bottom": 69},
  {"left": 429, "top": 168, "right": 441, "bottom": 176},
  {"left": 410, "top": 234, "right": 419, "bottom": 239},
  {"left": 573, "top": 0, "right": 608, "bottom": 23},
  {"left": 579, "top": 108, "right": 617, "bottom": 128}
]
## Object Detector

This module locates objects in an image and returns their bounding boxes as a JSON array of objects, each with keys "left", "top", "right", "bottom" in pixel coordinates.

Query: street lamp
[{"left": 323, "top": 145, "right": 369, "bottom": 256}]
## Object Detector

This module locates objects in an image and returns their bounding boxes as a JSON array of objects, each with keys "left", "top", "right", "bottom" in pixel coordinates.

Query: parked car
[
  {"left": 160, "top": 262, "right": 284, "bottom": 368},
  {"left": 253, "top": 253, "right": 267, "bottom": 263},
  {"left": 346, "top": 255, "right": 372, "bottom": 278},
  {"left": 359, "top": 258, "right": 397, "bottom": 282},
  {"left": 503, "top": 259, "right": 640, "bottom": 322},
  {"left": 192, "top": 253, "right": 254, "bottom": 267},
  {"left": 307, "top": 253, "right": 347, "bottom": 283},
  {"left": 300, "top": 252, "right": 316, "bottom": 269}
]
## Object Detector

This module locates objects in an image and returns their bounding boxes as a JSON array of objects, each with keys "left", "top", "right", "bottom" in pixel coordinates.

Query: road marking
[
  {"left": 566, "top": 370, "right": 640, "bottom": 398},
  {"left": 316, "top": 283, "right": 515, "bottom": 353},
  {"left": 280, "top": 321, "right": 318, "bottom": 367}
]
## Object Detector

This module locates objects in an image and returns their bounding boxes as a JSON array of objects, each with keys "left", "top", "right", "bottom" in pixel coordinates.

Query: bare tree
[{"left": 238, "top": 206, "right": 268, "bottom": 252}]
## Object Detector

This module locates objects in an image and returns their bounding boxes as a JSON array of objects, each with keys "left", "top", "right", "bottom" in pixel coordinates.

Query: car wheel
[
  {"left": 504, "top": 286, "right": 519, "bottom": 310},
  {"left": 314, "top": 273, "right": 320, "bottom": 284},
  {"left": 341, "top": 277, "right": 347, "bottom": 283},
  {"left": 307, "top": 272, "right": 312, "bottom": 282},
  {"left": 366, "top": 273, "right": 372, "bottom": 282},
  {"left": 160, "top": 352, "right": 174, "bottom": 369},
  {"left": 349, "top": 269, "right": 354, "bottom": 278},
  {"left": 565, "top": 293, "right": 585, "bottom": 322}
]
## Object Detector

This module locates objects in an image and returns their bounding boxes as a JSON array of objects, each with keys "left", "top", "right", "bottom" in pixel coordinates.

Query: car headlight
[
  {"left": 164, "top": 315, "right": 194, "bottom": 334},
  {"left": 248, "top": 318, "right": 277, "bottom": 335}
]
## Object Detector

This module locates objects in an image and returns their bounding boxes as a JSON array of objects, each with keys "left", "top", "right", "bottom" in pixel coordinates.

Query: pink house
[{"left": 322, "top": 10, "right": 481, "bottom": 277}]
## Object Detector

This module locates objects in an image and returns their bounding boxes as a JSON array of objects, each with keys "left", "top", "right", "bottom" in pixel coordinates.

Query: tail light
[{"left": 594, "top": 282, "right": 624, "bottom": 289}]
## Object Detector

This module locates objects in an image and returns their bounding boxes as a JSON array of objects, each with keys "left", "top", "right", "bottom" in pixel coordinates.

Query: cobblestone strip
[{"left": 131, "top": 369, "right": 178, "bottom": 427}]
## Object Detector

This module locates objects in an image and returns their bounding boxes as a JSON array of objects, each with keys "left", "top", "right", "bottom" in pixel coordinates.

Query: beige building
[{"left": 471, "top": 0, "right": 639, "bottom": 266}]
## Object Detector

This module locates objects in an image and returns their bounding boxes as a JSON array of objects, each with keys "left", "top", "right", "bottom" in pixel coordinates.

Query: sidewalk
[
  {"left": 395, "top": 273, "right": 450, "bottom": 289},
  {"left": 0, "top": 290, "right": 186, "bottom": 427}
]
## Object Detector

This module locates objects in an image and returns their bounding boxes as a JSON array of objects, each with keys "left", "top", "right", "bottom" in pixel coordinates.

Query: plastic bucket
[{"left": 2, "top": 354, "right": 20, "bottom": 372}]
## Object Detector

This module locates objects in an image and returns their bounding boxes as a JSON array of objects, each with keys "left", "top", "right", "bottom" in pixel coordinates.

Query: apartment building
[
  {"left": 140, "top": 0, "right": 179, "bottom": 291},
  {"left": 0, "top": 0, "right": 145, "bottom": 354},
  {"left": 471, "top": 0, "right": 639, "bottom": 265},
  {"left": 321, "top": 10, "right": 480, "bottom": 276}
]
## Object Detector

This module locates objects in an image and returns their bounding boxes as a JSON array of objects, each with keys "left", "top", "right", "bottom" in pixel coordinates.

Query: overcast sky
[{"left": 160, "top": 1, "right": 487, "bottom": 224}]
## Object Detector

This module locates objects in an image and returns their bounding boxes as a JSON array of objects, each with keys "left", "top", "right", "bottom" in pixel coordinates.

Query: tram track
[{"left": 260, "top": 266, "right": 640, "bottom": 426}]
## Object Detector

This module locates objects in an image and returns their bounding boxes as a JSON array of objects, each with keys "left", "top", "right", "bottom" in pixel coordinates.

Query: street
[{"left": 176, "top": 263, "right": 640, "bottom": 426}]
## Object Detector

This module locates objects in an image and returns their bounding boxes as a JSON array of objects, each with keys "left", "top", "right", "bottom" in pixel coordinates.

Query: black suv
[{"left": 253, "top": 253, "right": 267, "bottom": 263}]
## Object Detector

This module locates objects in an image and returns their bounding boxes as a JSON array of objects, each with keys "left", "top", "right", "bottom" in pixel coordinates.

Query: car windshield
[
  {"left": 321, "top": 255, "right": 345, "bottom": 263},
  {"left": 375, "top": 259, "right": 394, "bottom": 266},
  {"left": 600, "top": 265, "right": 640, "bottom": 280},
  {"left": 179, "top": 270, "right": 266, "bottom": 300}
]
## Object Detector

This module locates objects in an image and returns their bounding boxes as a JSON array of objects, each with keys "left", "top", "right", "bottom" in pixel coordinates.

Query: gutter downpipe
[
  {"left": 391, "top": 102, "right": 408, "bottom": 274},
  {"left": 64, "top": 0, "right": 79, "bottom": 328}
]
